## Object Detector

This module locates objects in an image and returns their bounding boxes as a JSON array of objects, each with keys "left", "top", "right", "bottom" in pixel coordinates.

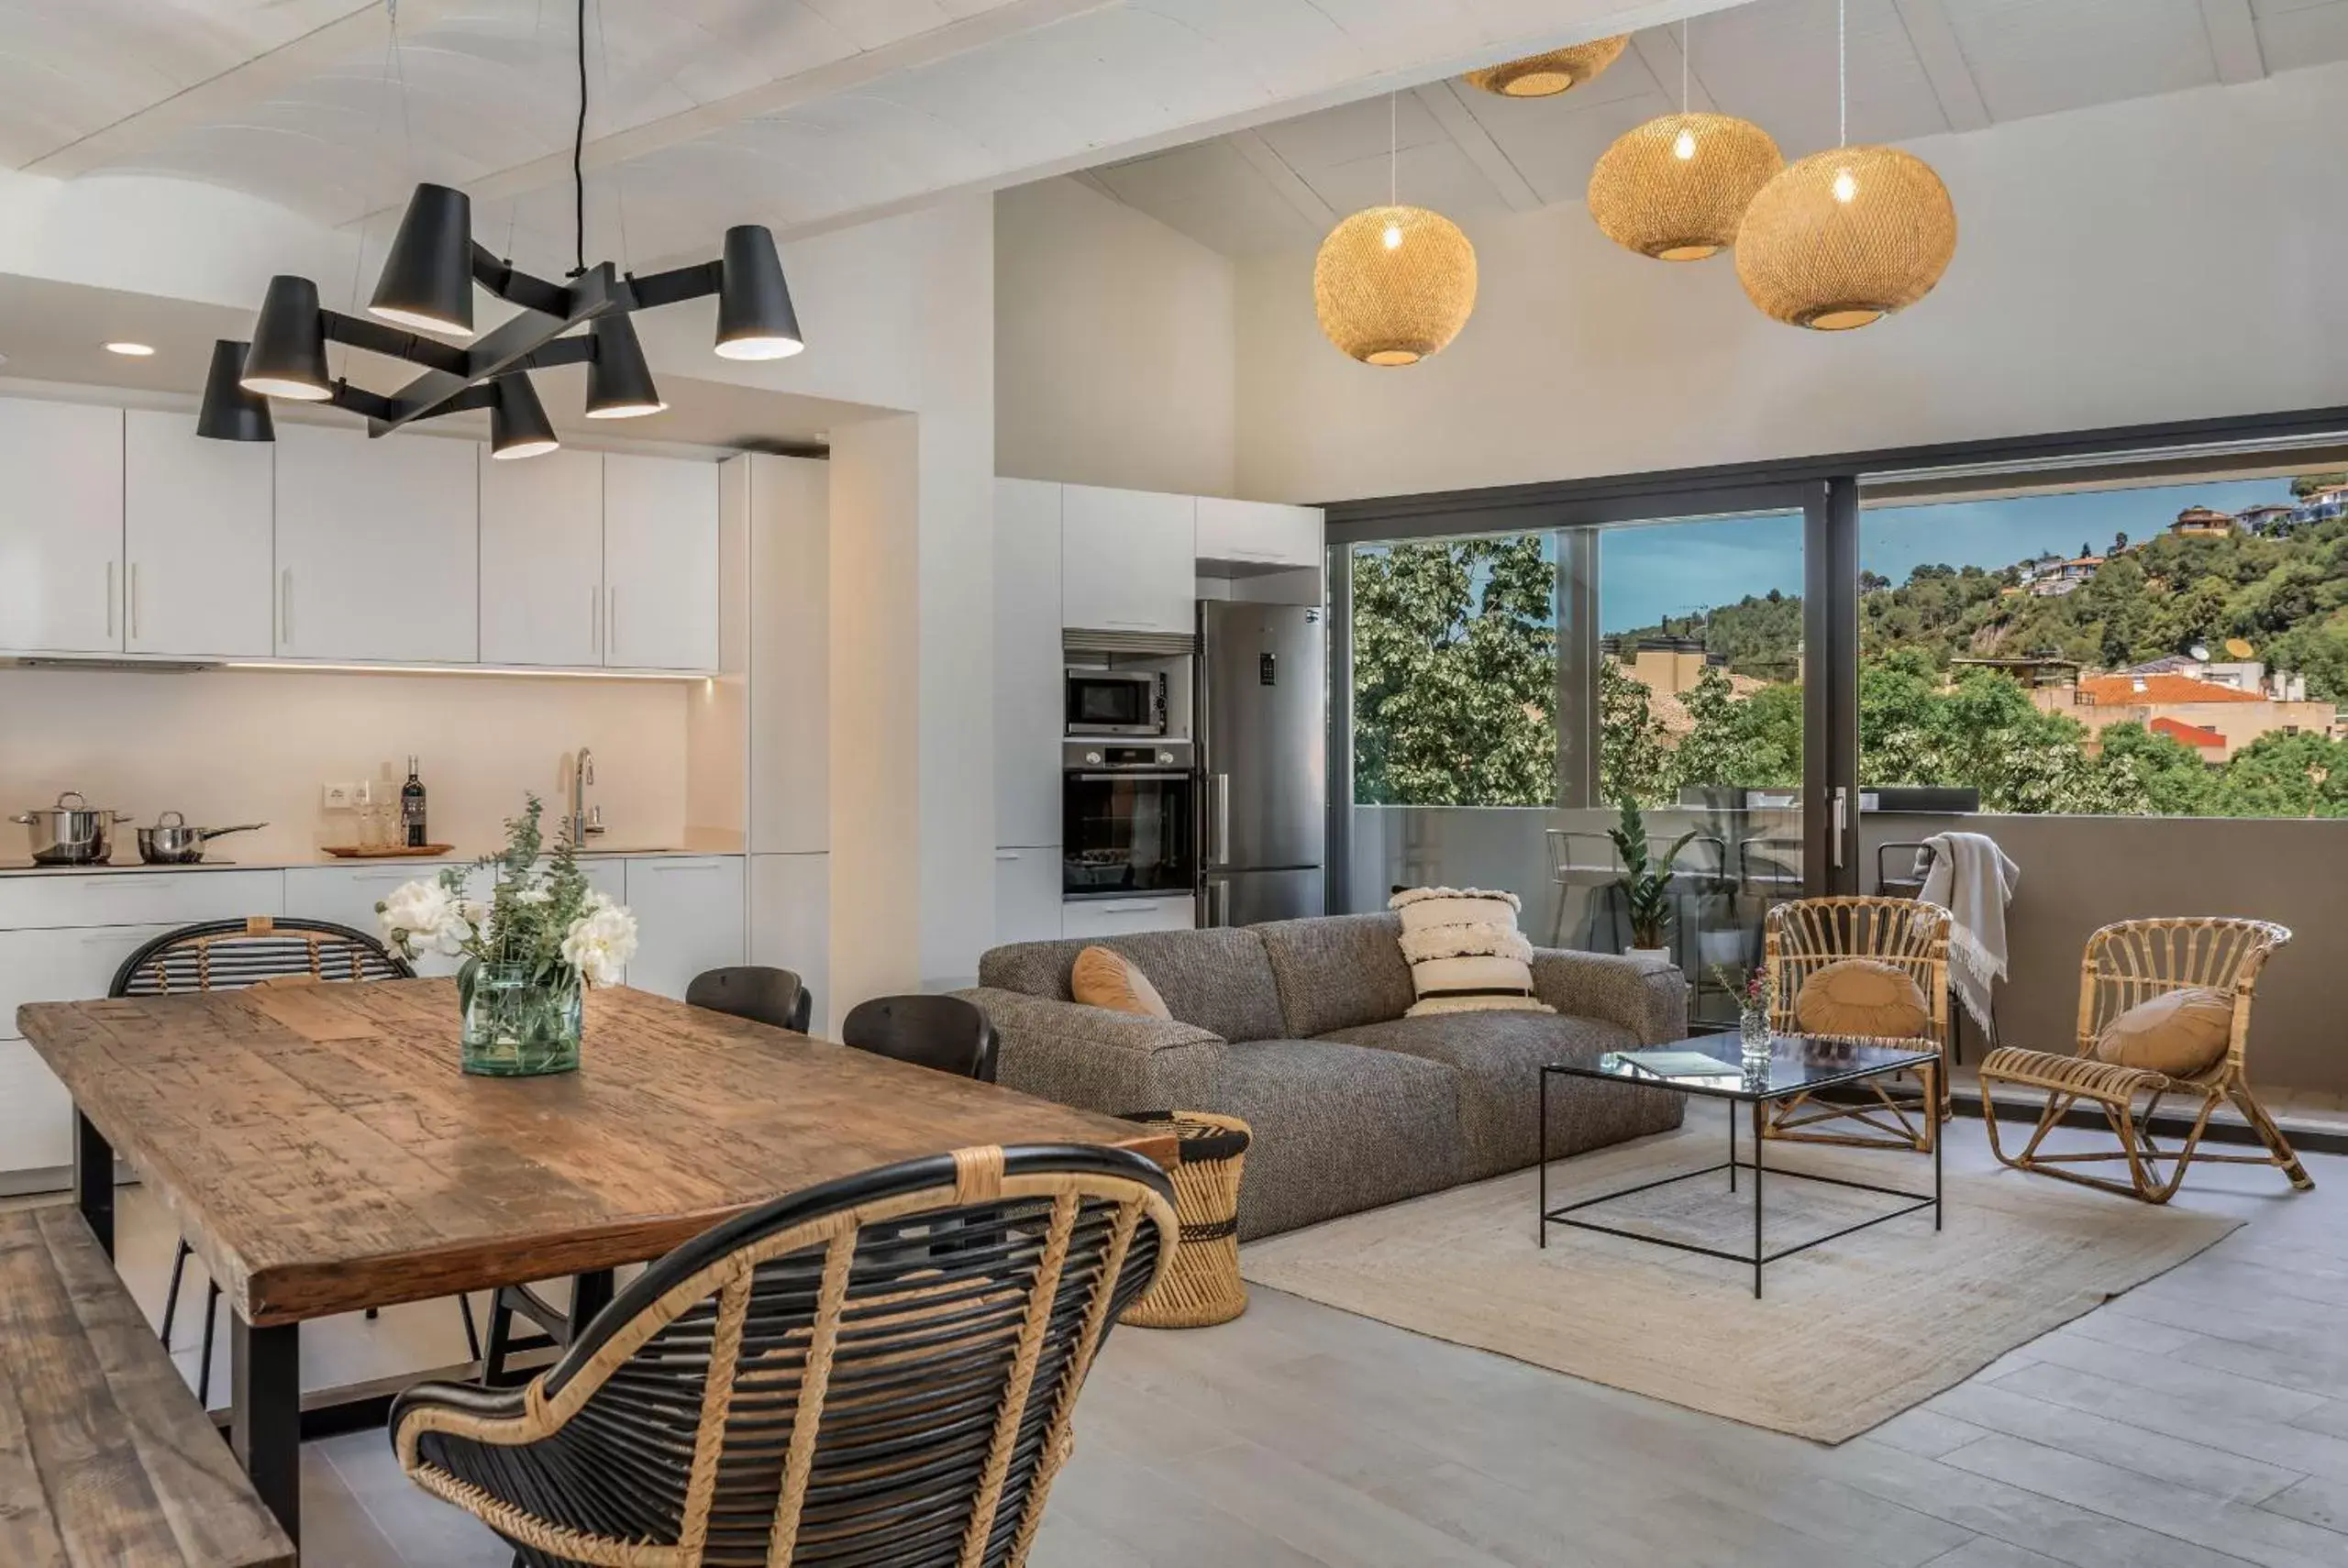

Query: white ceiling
[
  {"left": 1080, "top": 0, "right": 2348, "bottom": 256},
  {"left": 0, "top": 0, "right": 1739, "bottom": 282}
]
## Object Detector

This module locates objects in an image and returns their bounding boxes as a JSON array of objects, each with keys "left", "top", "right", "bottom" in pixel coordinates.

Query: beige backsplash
[{"left": 0, "top": 665, "right": 695, "bottom": 864}]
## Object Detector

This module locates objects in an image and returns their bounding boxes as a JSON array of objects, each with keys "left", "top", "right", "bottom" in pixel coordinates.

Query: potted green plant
[{"left": 1607, "top": 794, "right": 1697, "bottom": 964}]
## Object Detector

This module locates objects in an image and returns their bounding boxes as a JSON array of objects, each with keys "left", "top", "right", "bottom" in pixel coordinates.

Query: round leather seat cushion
[
  {"left": 1793, "top": 958, "right": 1932, "bottom": 1039},
  {"left": 2092, "top": 987, "right": 2233, "bottom": 1078}
]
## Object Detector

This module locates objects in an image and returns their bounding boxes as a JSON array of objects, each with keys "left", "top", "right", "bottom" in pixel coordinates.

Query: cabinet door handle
[
  {"left": 281, "top": 568, "right": 294, "bottom": 646},
  {"left": 995, "top": 851, "right": 1021, "bottom": 862},
  {"left": 592, "top": 585, "right": 602, "bottom": 660},
  {"left": 607, "top": 586, "right": 617, "bottom": 661},
  {"left": 127, "top": 562, "right": 139, "bottom": 642},
  {"left": 1095, "top": 900, "right": 1156, "bottom": 912},
  {"left": 105, "top": 560, "right": 116, "bottom": 639}
]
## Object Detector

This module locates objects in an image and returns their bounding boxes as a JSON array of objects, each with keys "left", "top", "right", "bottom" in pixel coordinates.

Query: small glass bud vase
[
  {"left": 460, "top": 961, "right": 582, "bottom": 1077},
  {"left": 1738, "top": 1005, "right": 1773, "bottom": 1064}
]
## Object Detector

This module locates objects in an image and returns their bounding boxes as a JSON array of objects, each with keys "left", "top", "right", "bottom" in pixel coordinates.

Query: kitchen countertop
[{"left": 0, "top": 844, "right": 737, "bottom": 876}]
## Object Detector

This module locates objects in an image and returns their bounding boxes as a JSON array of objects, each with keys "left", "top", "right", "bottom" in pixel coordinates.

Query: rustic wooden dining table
[{"left": 17, "top": 978, "right": 1175, "bottom": 1551}]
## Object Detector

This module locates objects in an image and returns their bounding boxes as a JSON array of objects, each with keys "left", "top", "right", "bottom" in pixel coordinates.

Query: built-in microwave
[{"left": 1065, "top": 668, "right": 1168, "bottom": 737}]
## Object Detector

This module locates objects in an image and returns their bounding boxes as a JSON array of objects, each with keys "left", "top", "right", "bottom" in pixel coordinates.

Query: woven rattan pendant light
[
  {"left": 1735, "top": 0, "right": 1955, "bottom": 329},
  {"left": 1313, "top": 95, "right": 1477, "bottom": 366},
  {"left": 1464, "top": 35, "right": 1628, "bottom": 97},
  {"left": 1588, "top": 22, "right": 1780, "bottom": 261}
]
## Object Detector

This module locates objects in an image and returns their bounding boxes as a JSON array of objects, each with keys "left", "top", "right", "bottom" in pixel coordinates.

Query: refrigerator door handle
[
  {"left": 1209, "top": 878, "right": 1232, "bottom": 928},
  {"left": 1208, "top": 772, "right": 1231, "bottom": 865}
]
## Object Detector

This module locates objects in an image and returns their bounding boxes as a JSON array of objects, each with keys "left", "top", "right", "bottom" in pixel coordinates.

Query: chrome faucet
[{"left": 569, "top": 748, "right": 604, "bottom": 846}]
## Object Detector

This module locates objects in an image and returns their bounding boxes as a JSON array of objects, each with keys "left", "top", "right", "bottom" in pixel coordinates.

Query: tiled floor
[{"left": 27, "top": 1108, "right": 2348, "bottom": 1567}]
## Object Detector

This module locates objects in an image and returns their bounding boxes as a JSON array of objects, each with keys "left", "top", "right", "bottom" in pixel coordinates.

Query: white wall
[
  {"left": 1235, "top": 59, "right": 2348, "bottom": 503},
  {"left": 995, "top": 178, "right": 1239, "bottom": 498},
  {"left": 0, "top": 666, "right": 690, "bottom": 864}
]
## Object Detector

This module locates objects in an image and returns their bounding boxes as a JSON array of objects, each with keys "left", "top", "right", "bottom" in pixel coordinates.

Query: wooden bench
[{"left": 0, "top": 1206, "right": 294, "bottom": 1568}]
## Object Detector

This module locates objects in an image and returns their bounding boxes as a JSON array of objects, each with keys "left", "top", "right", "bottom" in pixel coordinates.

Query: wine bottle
[{"left": 401, "top": 756, "right": 427, "bottom": 848}]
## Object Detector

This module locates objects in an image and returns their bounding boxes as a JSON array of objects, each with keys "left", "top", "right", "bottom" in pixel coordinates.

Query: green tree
[
  {"left": 1598, "top": 658, "right": 1672, "bottom": 807},
  {"left": 2092, "top": 723, "right": 2221, "bottom": 816},
  {"left": 1351, "top": 536, "right": 1556, "bottom": 805},
  {"left": 2211, "top": 731, "right": 2348, "bottom": 817}
]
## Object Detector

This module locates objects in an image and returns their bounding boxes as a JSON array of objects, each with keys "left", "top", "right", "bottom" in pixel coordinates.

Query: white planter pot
[{"left": 1624, "top": 945, "right": 1674, "bottom": 965}]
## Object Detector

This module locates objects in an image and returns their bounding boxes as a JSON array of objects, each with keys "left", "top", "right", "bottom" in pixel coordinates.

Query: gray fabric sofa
[{"left": 958, "top": 912, "right": 1687, "bottom": 1240}]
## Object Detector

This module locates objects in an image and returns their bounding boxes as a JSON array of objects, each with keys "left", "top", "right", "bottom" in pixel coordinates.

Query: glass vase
[
  {"left": 1738, "top": 1006, "right": 1773, "bottom": 1063},
  {"left": 460, "top": 961, "right": 582, "bottom": 1077}
]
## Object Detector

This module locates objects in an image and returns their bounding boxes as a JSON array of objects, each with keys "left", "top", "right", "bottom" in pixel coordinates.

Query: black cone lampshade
[
  {"left": 488, "top": 373, "right": 559, "bottom": 459},
  {"left": 584, "top": 313, "right": 666, "bottom": 417},
  {"left": 195, "top": 340, "right": 274, "bottom": 441},
  {"left": 241, "top": 274, "right": 333, "bottom": 401},
  {"left": 714, "top": 225, "right": 803, "bottom": 359},
  {"left": 370, "top": 182, "right": 475, "bottom": 337}
]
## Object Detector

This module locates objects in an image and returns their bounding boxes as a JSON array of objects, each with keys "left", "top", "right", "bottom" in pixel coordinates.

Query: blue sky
[{"left": 1595, "top": 479, "right": 2298, "bottom": 634}]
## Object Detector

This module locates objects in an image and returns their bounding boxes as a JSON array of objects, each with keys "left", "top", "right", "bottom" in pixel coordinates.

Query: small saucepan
[{"left": 135, "top": 812, "right": 269, "bottom": 865}]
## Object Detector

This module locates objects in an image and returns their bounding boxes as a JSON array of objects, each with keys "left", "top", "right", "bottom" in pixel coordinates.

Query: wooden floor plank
[
  {"left": 1926, "top": 1384, "right": 2306, "bottom": 1505},
  {"left": 1986, "top": 1363, "right": 2348, "bottom": 1485}
]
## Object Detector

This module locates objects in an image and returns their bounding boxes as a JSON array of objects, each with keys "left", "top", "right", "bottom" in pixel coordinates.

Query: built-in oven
[
  {"left": 1063, "top": 741, "right": 1197, "bottom": 899},
  {"left": 1065, "top": 668, "right": 1168, "bottom": 737}
]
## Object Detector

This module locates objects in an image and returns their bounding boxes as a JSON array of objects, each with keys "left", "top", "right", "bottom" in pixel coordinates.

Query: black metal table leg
[
  {"left": 231, "top": 1316, "right": 302, "bottom": 1547},
  {"left": 1751, "top": 1099, "right": 1765, "bottom": 1299},
  {"left": 570, "top": 1269, "right": 616, "bottom": 1333},
  {"left": 74, "top": 1110, "right": 114, "bottom": 1259},
  {"left": 1933, "top": 1063, "right": 1944, "bottom": 1231},
  {"left": 1728, "top": 1097, "right": 1738, "bottom": 1194},
  {"left": 1537, "top": 1068, "right": 1549, "bottom": 1248}
]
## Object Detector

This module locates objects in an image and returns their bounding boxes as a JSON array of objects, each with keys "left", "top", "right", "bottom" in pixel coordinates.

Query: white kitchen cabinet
[
  {"left": 622, "top": 856, "right": 743, "bottom": 999},
  {"left": 274, "top": 425, "right": 480, "bottom": 663},
  {"left": 283, "top": 861, "right": 489, "bottom": 977},
  {"left": 995, "top": 479, "right": 1064, "bottom": 848},
  {"left": 1195, "top": 497, "right": 1324, "bottom": 571},
  {"left": 0, "top": 921, "right": 200, "bottom": 1042},
  {"left": 123, "top": 410, "right": 276, "bottom": 658},
  {"left": 479, "top": 447, "right": 604, "bottom": 667},
  {"left": 0, "top": 867, "right": 284, "bottom": 933},
  {"left": 0, "top": 400, "right": 125, "bottom": 654},
  {"left": 1058, "top": 894, "right": 1194, "bottom": 940},
  {"left": 1061, "top": 485, "right": 1194, "bottom": 636},
  {"left": 604, "top": 455, "right": 719, "bottom": 671},
  {"left": 993, "top": 848, "right": 1064, "bottom": 945},
  {"left": 579, "top": 856, "right": 628, "bottom": 907},
  {"left": 0, "top": 1040, "right": 72, "bottom": 1184}
]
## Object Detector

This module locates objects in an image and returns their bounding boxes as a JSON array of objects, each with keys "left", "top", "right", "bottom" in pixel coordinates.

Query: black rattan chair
[
  {"left": 685, "top": 965, "right": 812, "bottom": 1032},
  {"left": 107, "top": 917, "right": 477, "bottom": 1402},
  {"left": 842, "top": 993, "right": 1001, "bottom": 1083},
  {"left": 393, "top": 1143, "right": 1174, "bottom": 1567}
]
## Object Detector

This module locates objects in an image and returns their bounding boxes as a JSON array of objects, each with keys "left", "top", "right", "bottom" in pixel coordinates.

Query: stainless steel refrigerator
[{"left": 1197, "top": 601, "right": 1326, "bottom": 926}]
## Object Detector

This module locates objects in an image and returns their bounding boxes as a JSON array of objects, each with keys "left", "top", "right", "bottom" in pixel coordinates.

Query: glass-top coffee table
[{"left": 1540, "top": 1034, "right": 1942, "bottom": 1297}]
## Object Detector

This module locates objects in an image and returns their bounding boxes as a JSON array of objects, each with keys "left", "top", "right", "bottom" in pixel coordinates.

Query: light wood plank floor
[{"left": 23, "top": 1108, "right": 2348, "bottom": 1568}]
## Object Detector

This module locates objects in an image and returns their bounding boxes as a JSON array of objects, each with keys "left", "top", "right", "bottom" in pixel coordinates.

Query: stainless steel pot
[
  {"left": 135, "top": 812, "right": 268, "bottom": 866},
  {"left": 11, "top": 791, "right": 133, "bottom": 866}
]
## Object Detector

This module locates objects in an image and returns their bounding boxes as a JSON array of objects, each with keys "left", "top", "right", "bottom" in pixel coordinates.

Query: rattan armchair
[
  {"left": 394, "top": 1143, "right": 1175, "bottom": 1568},
  {"left": 1980, "top": 918, "right": 2307, "bottom": 1203},
  {"left": 1762, "top": 897, "right": 1952, "bottom": 1152}
]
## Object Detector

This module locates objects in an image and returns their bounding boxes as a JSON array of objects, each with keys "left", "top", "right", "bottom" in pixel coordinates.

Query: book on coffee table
[{"left": 1617, "top": 1049, "right": 1742, "bottom": 1078}]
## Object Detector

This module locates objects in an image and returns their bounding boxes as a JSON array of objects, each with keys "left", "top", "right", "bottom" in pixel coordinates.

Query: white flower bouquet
[{"left": 378, "top": 795, "right": 637, "bottom": 1075}]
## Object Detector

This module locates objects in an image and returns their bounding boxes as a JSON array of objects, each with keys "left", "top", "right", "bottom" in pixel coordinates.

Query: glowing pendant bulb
[
  {"left": 1672, "top": 127, "right": 1698, "bottom": 161},
  {"left": 1382, "top": 224, "right": 1402, "bottom": 250},
  {"left": 1832, "top": 168, "right": 1858, "bottom": 204}
]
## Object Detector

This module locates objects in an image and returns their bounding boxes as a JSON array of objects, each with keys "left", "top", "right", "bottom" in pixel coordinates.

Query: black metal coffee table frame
[{"left": 1539, "top": 1036, "right": 1942, "bottom": 1298}]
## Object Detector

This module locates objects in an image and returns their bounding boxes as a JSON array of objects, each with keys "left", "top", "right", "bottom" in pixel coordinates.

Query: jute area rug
[{"left": 1238, "top": 1132, "right": 2238, "bottom": 1443}]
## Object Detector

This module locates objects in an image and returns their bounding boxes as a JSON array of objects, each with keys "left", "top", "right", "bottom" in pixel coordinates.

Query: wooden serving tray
[{"left": 319, "top": 844, "right": 457, "bottom": 858}]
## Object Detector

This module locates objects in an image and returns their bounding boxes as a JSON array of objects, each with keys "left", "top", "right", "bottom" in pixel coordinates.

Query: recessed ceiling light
[{"left": 105, "top": 341, "right": 157, "bottom": 357}]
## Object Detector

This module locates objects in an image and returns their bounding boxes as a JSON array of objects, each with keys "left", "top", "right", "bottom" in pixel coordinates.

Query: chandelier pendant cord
[
  {"left": 1388, "top": 90, "right": 1397, "bottom": 206},
  {"left": 1838, "top": 0, "right": 1848, "bottom": 147},
  {"left": 573, "top": 0, "right": 589, "bottom": 276},
  {"left": 340, "top": 0, "right": 409, "bottom": 381},
  {"left": 1681, "top": 20, "right": 1689, "bottom": 114},
  {"left": 595, "top": 0, "right": 631, "bottom": 272}
]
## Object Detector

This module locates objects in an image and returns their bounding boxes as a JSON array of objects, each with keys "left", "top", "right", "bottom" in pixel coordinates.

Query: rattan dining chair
[
  {"left": 1761, "top": 897, "right": 1952, "bottom": 1152},
  {"left": 1979, "top": 918, "right": 2306, "bottom": 1203},
  {"left": 393, "top": 1143, "right": 1175, "bottom": 1568},
  {"left": 108, "top": 917, "right": 479, "bottom": 1403}
]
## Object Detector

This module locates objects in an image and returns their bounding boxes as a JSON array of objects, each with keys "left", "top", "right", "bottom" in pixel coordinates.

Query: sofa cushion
[
  {"left": 977, "top": 928, "right": 1286, "bottom": 1043},
  {"left": 1391, "top": 886, "right": 1552, "bottom": 1017},
  {"left": 1324, "top": 1011, "right": 1680, "bottom": 1179},
  {"left": 1795, "top": 958, "right": 1932, "bottom": 1040},
  {"left": 1207, "top": 1039, "right": 1464, "bottom": 1240},
  {"left": 1256, "top": 911, "right": 1419, "bottom": 1038},
  {"left": 1070, "top": 945, "right": 1171, "bottom": 1020}
]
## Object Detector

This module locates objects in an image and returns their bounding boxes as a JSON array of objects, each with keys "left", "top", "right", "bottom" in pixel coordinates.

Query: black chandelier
[{"left": 198, "top": 0, "right": 802, "bottom": 458}]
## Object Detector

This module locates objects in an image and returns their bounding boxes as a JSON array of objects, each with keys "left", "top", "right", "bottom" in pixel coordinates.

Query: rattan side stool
[{"left": 1120, "top": 1110, "right": 1252, "bottom": 1328}]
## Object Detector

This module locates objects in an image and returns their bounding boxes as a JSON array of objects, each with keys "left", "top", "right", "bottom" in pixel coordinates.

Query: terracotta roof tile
[{"left": 2080, "top": 674, "right": 2262, "bottom": 705}]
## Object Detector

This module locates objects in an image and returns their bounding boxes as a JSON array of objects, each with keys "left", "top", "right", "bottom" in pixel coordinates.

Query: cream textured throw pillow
[
  {"left": 2092, "top": 987, "right": 2234, "bottom": 1078},
  {"left": 1390, "top": 887, "right": 1555, "bottom": 1017},
  {"left": 1070, "top": 945, "right": 1172, "bottom": 1021}
]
